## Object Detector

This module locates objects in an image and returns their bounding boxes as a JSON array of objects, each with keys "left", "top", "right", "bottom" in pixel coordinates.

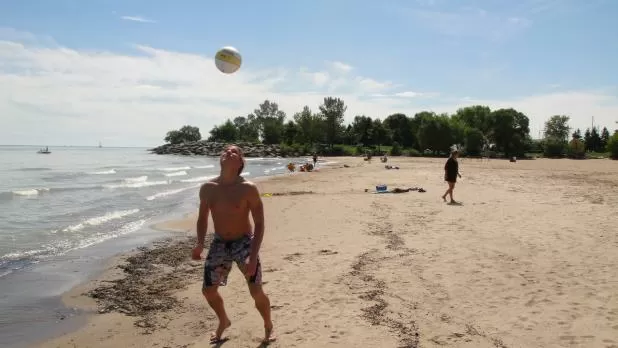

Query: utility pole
[{"left": 592, "top": 116, "right": 595, "bottom": 130}]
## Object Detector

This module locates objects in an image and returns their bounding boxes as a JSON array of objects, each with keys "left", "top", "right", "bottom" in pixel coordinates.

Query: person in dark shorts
[
  {"left": 441, "top": 150, "right": 462, "bottom": 204},
  {"left": 312, "top": 152, "right": 318, "bottom": 167},
  {"left": 191, "top": 145, "right": 275, "bottom": 344}
]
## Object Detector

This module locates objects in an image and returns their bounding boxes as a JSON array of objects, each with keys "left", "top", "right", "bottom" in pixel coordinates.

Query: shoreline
[
  {"left": 25, "top": 158, "right": 345, "bottom": 347},
  {"left": 32, "top": 157, "right": 618, "bottom": 347}
]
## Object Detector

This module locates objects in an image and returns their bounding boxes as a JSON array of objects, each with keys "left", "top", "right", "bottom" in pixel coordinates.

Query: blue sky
[{"left": 1, "top": 0, "right": 617, "bottom": 146}]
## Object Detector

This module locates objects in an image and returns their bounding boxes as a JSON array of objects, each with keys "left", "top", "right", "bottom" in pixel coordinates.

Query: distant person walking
[
  {"left": 312, "top": 152, "right": 318, "bottom": 167},
  {"left": 191, "top": 145, "right": 276, "bottom": 344},
  {"left": 441, "top": 150, "right": 462, "bottom": 204}
]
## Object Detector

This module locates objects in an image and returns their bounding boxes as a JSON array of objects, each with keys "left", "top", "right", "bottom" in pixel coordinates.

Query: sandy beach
[{"left": 34, "top": 156, "right": 618, "bottom": 348}]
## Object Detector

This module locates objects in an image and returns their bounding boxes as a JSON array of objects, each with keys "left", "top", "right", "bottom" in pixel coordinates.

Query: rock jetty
[{"left": 148, "top": 141, "right": 283, "bottom": 157}]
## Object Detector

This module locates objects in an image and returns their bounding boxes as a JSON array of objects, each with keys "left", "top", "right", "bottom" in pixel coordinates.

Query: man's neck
[{"left": 219, "top": 169, "right": 238, "bottom": 184}]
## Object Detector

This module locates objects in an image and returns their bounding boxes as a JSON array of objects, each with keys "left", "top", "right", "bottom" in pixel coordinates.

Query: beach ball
[{"left": 215, "top": 46, "right": 242, "bottom": 74}]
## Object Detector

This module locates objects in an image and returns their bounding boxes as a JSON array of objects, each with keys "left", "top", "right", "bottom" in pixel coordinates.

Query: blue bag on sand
[{"left": 376, "top": 185, "right": 387, "bottom": 192}]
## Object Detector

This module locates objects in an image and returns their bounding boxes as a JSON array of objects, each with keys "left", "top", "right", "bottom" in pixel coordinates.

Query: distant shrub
[
  {"left": 608, "top": 132, "right": 618, "bottom": 160},
  {"left": 543, "top": 137, "right": 566, "bottom": 158},
  {"left": 567, "top": 138, "right": 586, "bottom": 159},
  {"left": 323, "top": 145, "right": 353, "bottom": 156},
  {"left": 279, "top": 143, "right": 313, "bottom": 157},
  {"left": 406, "top": 148, "right": 422, "bottom": 157},
  {"left": 355, "top": 145, "right": 365, "bottom": 156},
  {"left": 390, "top": 142, "right": 403, "bottom": 156}
]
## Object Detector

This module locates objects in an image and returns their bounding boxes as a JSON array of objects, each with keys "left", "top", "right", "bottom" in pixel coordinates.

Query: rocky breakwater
[{"left": 148, "top": 141, "right": 283, "bottom": 157}]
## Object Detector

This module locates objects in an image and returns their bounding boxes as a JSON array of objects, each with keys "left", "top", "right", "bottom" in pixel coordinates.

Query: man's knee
[
  {"left": 248, "top": 284, "right": 266, "bottom": 299},
  {"left": 202, "top": 286, "right": 219, "bottom": 300}
]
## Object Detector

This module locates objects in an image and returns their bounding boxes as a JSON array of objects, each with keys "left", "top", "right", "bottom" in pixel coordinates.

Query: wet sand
[{"left": 35, "top": 157, "right": 618, "bottom": 348}]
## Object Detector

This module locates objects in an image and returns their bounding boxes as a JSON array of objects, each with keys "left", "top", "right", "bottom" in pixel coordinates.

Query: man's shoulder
[
  {"left": 239, "top": 179, "right": 260, "bottom": 194},
  {"left": 239, "top": 178, "right": 258, "bottom": 188},
  {"left": 199, "top": 178, "right": 220, "bottom": 191}
]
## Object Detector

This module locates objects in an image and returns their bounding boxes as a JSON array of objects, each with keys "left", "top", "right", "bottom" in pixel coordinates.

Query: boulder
[{"left": 148, "top": 141, "right": 283, "bottom": 158}]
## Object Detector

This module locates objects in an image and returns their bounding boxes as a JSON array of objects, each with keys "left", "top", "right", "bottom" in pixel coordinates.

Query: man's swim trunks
[{"left": 203, "top": 233, "right": 262, "bottom": 288}]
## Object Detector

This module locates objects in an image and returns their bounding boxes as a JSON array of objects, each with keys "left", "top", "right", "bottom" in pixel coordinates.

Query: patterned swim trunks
[{"left": 203, "top": 233, "right": 262, "bottom": 288}]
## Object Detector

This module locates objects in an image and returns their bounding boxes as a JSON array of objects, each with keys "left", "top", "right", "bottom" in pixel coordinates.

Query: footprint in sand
[
  {"left": 319, "top": 249, "right": 338, "bottom": 255},
  {"left": 283, "top": 252, "right": 303, "bottom": 261}
]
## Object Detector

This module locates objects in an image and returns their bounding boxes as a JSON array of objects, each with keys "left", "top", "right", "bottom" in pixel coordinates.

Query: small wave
[
  {"left": 180, "top": 175, "right": 217, "bottom": 183},
  {"left": 264, "top": 166, "right": 285, "bottom": 173},
  {"left": 146, "top": 185, "right": 198, "bottom": 201},
  {"left": 240, "top": 171, "right": 250, "bottom": 176},
  {"left": 1, "top": 219, "right": 147, "bottom": 277},
  {"left": 12, "top": 188, "right": 50, "bottom": 196},
  {"left": 104, "top": 180, "right": 168, "bottom": 189},
  {"left": 164, "top": 171, "right": 188, "bottom": 177},
  {"left": 62, "top": 208, "right": 140, "bottom": 232},
  {"left": 1, "top": 186, "right": 92, "bottom": 201},
  {"left": 89, "top": 169, "right": 116, "bottom": 175},
  {"left": 1, "top": 248, "right": 48, "bottom": 261},
  {"left": 16, "top": 167, "right": 51, "bottom": 172},
  {"left": 159, "top": 166, "right": 191, "bottom": 172},
  {"left": 123, "top": 175, "right": 148, "bottom": 183},
  {"left": 193, "top": 164, "right": 214, "bottom": 169},
  {"left": 71, "top": 219, "right": 146, "bottom": 250}
]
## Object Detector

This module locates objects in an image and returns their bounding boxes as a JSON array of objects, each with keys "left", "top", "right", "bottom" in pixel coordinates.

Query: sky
[{"left": 1, "top": 0, "right": 617, "bottom": 147}]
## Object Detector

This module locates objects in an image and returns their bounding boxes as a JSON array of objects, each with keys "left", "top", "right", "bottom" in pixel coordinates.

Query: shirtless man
[{"left": 191, "top": 145, "right": 275, "bottom": 344}]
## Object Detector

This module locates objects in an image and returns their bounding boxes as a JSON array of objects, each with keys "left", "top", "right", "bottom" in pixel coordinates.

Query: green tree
[
  {"left": 464, "top": 127, "right": 484, "bottom": 155},
  {"left": 543, "top": 137, "right": 566, "bottom": 158},
  {"left": 319, "top": 97, "right": 347, "bottom": 149},
  {"left": 489, "top": 108, "right": 530, "bottom": 157},
  {"left": 449, "top": 117, "right": 466, "bottom": 149},
  {"left": 350, "top": 115, "right": 374, "bottom": 146},
  {"left": 283, "top": 121, "right": 298, "bottom": 145},
  {"left": 164, "top": 125, "right": 202, "bottom": 144},
  {"left": 600, "top": 127, "right": 610, "bottom": 150},
  {"left": 584, "top": 128, "right": 592, "bottom": 150},
  {"left": 608, "top": 131, "right": 618, "bottom": 159},
  {"left": 293, "top": 106, "right": 323, "bottom": 146},
  {"left": 452, "top": 105, "right": 492, "bottom": 135},
  {"left": 383, "top": 113, "right": 413, "bottom": 147},
  {"left": 567, "top": 135, "right": 586, "bottom": 159},
  {"left": 572, "top": 128, "right": 582, "bottom": 140},
  {"left": 544, "top": 115, "right": 571, "bottom": 141},
  {"left": 207, "top": 120, "right": 237, "bottom": 142},
  {"left": 585, "top": 127, "right": 602, "bottom": 152},
  {"left": 372, "top": 118, "right": 390, "bottom": 151},
  {"left": 233, "top": 116, "right": 259, "bottom": 142},
  {"left": 417, "top": 113, "right": 453, "bottom": 153},
  {"left": 341, "top": 125, "right": 355, "bottom": 145},
  {"left": 249, "top": 100, "right": 286, "bottom": 144}
]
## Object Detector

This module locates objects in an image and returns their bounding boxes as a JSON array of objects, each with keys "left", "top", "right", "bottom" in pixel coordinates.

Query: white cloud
[
  {"left": 328, "top": 61, "right": 354, "bottom": 74},
  {"left": 394, "top": 91, "right": 438, "bottom": 98},
  {"left": 0, "top": 29, "right": 616, "bottom": 146},
  {"left": 120, "top": 16, "right": 157, "bottom": 23}
]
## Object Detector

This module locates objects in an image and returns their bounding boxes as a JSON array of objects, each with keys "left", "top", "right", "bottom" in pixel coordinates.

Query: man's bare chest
[{"left": 208, "top": 188, "right": 248, "bottom": 213}]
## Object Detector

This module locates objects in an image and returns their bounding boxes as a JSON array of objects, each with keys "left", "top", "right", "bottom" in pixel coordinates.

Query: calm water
[
  {"left": 0, "top": 145, "right": 316, "bottom": 347},
  {"left": 0, "top": 146, "right": 305, "bottom": 278}
]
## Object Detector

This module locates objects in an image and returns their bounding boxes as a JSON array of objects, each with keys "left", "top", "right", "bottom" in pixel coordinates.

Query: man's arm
[
  {"left": 247, "top": 183, "right": 265, "bottom": 261},
  {"left": 196, "top": 184, "right": 210, "bottom": 246}
]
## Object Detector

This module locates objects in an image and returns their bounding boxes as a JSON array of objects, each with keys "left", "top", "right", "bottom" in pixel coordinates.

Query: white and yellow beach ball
[{"left": 215, "top": 46, "right": 242, "bottom": 74}]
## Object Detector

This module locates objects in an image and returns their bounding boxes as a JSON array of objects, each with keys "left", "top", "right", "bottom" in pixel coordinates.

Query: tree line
[
  {"left": 164, "top": 97, "right": 618, "bottom": 159},
  {"left": 540, "top": 115, "right": 617, "bottom": 159}
]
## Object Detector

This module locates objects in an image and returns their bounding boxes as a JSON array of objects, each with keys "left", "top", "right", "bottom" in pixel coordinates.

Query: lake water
[{"left": 0, "top": 145, "right": 315, "bottom": 347}]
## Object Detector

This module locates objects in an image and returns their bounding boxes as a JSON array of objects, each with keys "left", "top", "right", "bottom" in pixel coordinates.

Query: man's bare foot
[
  {"left": 262, "top": 324, "right": 276, "bottom": 344},
  {"left": 210, "top": 319, "right": 231, "bottom": 343},
  {"left": 442, "top": 196, "right": 446, "bottom": 202}
]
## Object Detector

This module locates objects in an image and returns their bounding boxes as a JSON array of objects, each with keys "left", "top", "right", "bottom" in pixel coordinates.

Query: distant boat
[
  {"left": 37, "top": 147, "right": 51, "bottom": 154},
  {"left": 98, "top": 141, "right": 102, "bottom": 148}
]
